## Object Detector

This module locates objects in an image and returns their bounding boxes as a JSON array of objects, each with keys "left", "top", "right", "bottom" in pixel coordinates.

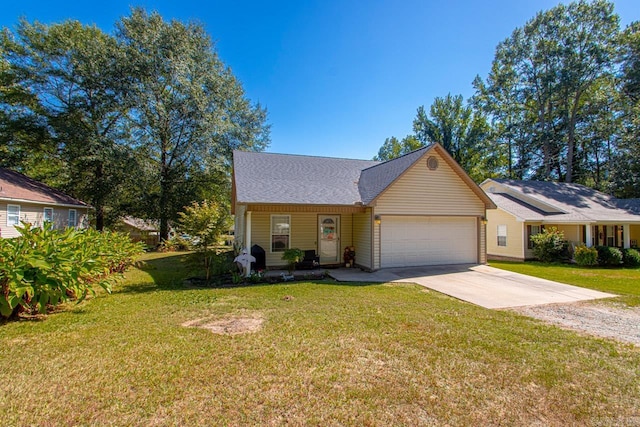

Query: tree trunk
[
  {"left": 95, "top": 163, "right": 104, "bottom": 231},
  {"left": 565, "top": 90, "right": 582, "bottom": 183},
  {"left": 159, "top": 147, "right": 170, "bottom": 241}
]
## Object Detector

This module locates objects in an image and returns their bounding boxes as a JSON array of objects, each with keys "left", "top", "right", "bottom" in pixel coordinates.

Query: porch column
[
  {"left": 585, "top": 225, "right": 593, "bottom": 247},
  {"left": 623, "top": 224, "right": 631, "bottom": 249},
  {"left": 245, "top": 211, "right": 252, "bottom": 251}
]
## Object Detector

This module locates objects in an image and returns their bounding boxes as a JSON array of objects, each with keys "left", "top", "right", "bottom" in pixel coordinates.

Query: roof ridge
[
  {"left": 360, "top": 143, "right": 432, "bottom": 172},
  {"left": 233, "top": 149, "right": 380, "bottom": 163}
]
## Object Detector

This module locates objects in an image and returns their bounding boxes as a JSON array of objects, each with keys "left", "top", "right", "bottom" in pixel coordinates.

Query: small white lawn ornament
[{"left": 234, "top": 248, "right": 256, "bottom": 278}]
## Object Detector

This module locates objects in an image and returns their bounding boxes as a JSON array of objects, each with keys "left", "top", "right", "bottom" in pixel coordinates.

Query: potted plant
[{"left": 281, "top": 248, "right": 304, "bottom": 274}]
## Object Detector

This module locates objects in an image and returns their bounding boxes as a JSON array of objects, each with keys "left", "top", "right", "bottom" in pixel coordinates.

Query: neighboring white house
[
  {"left": 481, "top": 179, "right": 640, "bottom": 261},
  {"left": 232, "top": 143, "right": 496, "bottom": 270},
  {"left": 0, "top": 167, "right": 90, "bottom": 238}
]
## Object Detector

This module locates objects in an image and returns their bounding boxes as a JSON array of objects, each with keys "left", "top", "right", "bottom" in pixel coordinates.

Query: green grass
[
  {"left": 1, "top": 252, "right": 639, "bottom": 425},
  {"left": 490, "top": 260, "right": 640, "bottom": 306}
]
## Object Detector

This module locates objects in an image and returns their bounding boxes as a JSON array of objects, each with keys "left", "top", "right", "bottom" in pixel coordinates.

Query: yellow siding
[
  {"left": 630, "top": 225, "right": 640, "bottom": 247},
  {"left": 486, "top": 208, "right": 525, "bottom": 260},
  {"left": 555, "top": 224, "right": 582, "bottom": 245},
  {"left": 375, "top": 151, "right": 485, "bottom": 216},
  {"left": 353, "top": 210, "right": 372, "bottom": 269},
  {"left": 1, "top": 202, "right": 89, "bottom": 239},
  {"left": 249, "top": 211, "right": 354, "bottom": 268}
]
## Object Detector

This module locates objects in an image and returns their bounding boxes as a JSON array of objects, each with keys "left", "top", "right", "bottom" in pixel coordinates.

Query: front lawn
[
  {"left": 490, "top": 260, "right": 640, "bottom": 306},
  {"left": 1, "top": 252, "right": 639, "bottom": 425}
]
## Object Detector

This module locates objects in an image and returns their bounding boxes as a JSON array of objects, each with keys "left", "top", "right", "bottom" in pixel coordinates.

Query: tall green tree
[
  {"left": 373, "top": 135, "right": 421, "bottom": 161},
  {"left": 614, "top": 21, "right": 640, "bottom": 197},
  {"left": 116, "top": 9, "right": 269, "bottom": 240},
  {"left": 1, "top": 20, "right": 132, "bottom": 229},
  {"left": 475, "top": 0, "right": 619, "bottom": 183},
  {"left": 413, "top": 94, "right": 494, "bottom": 181}
]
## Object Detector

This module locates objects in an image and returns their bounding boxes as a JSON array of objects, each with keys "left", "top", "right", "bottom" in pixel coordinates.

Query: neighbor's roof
[
  {"left": 233, "top": 151, "right": 379, "bottom": 205},
  {"left": 120, "top": 216, "right": 159, "bottom": 232},
  {"left": 483, "top": 179, "right": 640, "bottom": 223},
  {"left": 616, "top": 198, "right": 640, "bottom": 214},
  {"left": 0, "top": 167, "right": 89, "bottom": 208}
]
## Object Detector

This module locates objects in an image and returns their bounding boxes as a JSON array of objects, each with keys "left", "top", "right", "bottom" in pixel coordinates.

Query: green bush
[
  {"left": 177, "top": 200, "right": 231, "bottom": 282},
  {"left": 622, "top": 248, "right": 640, "bottom": 267},
  {"left": 282, "top": 248, "right": 304, "bottom": 273},
  {"left": 574, "top": 245, "right": 598, "bottom": 267},
  {"left": 595, "top": 246, "right": 623, "bottom": 266},
  {"left": 0, "top": 222, "right": 143, "bottom": 318},
  {"left": 530, "top": 227, "right": 567, "bottom": 262}
]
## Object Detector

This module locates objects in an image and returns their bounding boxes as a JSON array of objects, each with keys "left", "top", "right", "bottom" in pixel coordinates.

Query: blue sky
[{"left": 2, "top": 1, "right": 639, "bottom": 160}]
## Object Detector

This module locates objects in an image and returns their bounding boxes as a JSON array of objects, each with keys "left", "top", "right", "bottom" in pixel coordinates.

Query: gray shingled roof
[
  {"left": 358, "top": 145, "right": 433, "bottom": 205},
  {"left": 486, "top": 193, "right": 549, "bottom": 221},
  {"left": 233, "top": 151, "right": 379, "bottom": 205},
  {"left": 0, "top": 167, "right": 89, "bottom": 207},
  {"left": 616, "top": 198, "right": 640, "bottom": 214},
  {"left": 486, "top": 179, "right": 640, "bottom": 222}
]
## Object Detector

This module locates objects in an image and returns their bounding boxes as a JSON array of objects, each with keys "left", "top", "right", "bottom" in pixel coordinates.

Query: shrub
[
  {"left": 177, "top": 200, "right": 231, "bottom": 282},
  {"left": 0, "top": 222, "right": 143, "bottom": 318},
  {"left": 160, "top": 234, "right": 192, "bottom": 251},
  {"left": 574, "top": 245, "right": 599, "bottom": 266},
  {"left": 595, "top": 246, "right": 623, "bottom": 266},
  {"left": 622, "top": 248, "right": 640, "bottom": 267},
  {"left": 530, "top": 227, "right": 567, "bottom": 262}
]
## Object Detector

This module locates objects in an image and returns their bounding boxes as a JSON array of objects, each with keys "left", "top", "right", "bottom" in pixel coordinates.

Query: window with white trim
[
  {"left": 68, "top": 209, "right": 77, "bottom": 228},
  {"left": 43, "top": 208, "right": 54, "bottom": 225},
  {"left": 497, "top": 224, "right": 507, "bottom": 247},
  {"left": 7, "top": 205, "right": 20, "bottom": 226},
  {"left": 271, "top": 215, "right": 290, "bottom": 252}
]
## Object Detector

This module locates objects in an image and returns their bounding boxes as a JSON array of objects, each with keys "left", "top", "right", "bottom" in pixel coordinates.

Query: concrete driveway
[{"left": 329, "top": 264, "right": 615, "bottom": 309}]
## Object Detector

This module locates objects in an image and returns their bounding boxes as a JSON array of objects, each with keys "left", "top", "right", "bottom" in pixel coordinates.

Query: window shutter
[{"left": 527, "top": 225, "right": 532, "bottom": 249}]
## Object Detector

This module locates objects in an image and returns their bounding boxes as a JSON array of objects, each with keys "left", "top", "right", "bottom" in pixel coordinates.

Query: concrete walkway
[{"left": 329, "top": 264, "right": 615, "bottom": 309}]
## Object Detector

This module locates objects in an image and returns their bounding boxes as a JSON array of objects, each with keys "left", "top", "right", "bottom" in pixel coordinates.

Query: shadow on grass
[{"left": 117, "top": 251, "right": 379, "bottom": 295}]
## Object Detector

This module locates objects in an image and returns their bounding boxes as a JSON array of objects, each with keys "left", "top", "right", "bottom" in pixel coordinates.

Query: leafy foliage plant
[
  {"left": 0, "top": 222, "right": 143, "bottom": 318},
  {"left": 281, "top": 248, "right": 304, "bottom": 273},
  {"left": 573, "top": 244, "right": 599, "bottom": 267},
  {"left": 622, "top": 248, "right": 640, "bottom": 267},
  {"left": 596, "top": 246, "right": 624, "bottom": 266},
  {"left": 530, "top": 227, "right": 567, "bottom": 263}
]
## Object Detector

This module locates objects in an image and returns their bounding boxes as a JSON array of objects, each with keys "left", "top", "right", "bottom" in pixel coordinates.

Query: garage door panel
[{"left": 381, "top": 216, "right": 477, "bottom": 267}]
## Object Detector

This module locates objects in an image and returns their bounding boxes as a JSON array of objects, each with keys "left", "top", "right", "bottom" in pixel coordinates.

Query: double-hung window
[
  {"left": 68, "top": 209, "right": 77, "bottom": 228},
  {"left": 271, "top": 215, "right": 290, "bottom": 252},
  {"left": 43, "top": 208, "right": 54, "bottom": 225},
  {"left": 497, "top": 224, "right": 507, "bottom": 247},
  {"left": 7, "top": 205, "right": 20, "bottom": 226}
]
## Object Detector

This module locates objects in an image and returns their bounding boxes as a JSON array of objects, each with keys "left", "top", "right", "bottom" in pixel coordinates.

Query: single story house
[
  {"left": 0, "top": 167, "right": 90, "bottom": 238},
  {"left": 115, "top": 216, "right": 160, "bottom": 246},
  {"left": 480, "top": 178, "right": 640, "bottom": 261},
  {"left": 232, "top": 143, "right": 496, "bottom": 270}
]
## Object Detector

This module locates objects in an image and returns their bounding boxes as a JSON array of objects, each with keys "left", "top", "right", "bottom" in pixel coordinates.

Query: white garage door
[{"left": 381, "top": 216, "right": 478, "bottom": 267}]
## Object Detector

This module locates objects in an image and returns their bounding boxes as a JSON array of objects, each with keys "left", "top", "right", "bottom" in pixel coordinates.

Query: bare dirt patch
[
  {"left": 182, "top": 314, "right": 264, "bottom": 335},
  {"left": 510, "top": 302, "right": 640, "bottom": 346}
]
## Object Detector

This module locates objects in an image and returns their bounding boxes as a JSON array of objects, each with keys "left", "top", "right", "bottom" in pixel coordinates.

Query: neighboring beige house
[
  {"left": 0, "top": 167, "right": 90, "bottom": 238},
  {"left": 481, "top": 179, "right": 640, "bottom": 261},
  {"left": 232, "top": 143, "right": 496, "bottom": 270},
  {"left": 115, "top": 216, "right": 160, "bottom": 246}
]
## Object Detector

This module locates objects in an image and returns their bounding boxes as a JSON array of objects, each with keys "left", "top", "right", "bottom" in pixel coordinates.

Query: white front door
[{"left": 319, "top": 215, "right": 340, "bottom": 264}]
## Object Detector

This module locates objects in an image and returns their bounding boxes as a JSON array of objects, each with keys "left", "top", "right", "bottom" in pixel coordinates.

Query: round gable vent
[{"left": 426, "top": 156, "right": 439, "bottom": 170}]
